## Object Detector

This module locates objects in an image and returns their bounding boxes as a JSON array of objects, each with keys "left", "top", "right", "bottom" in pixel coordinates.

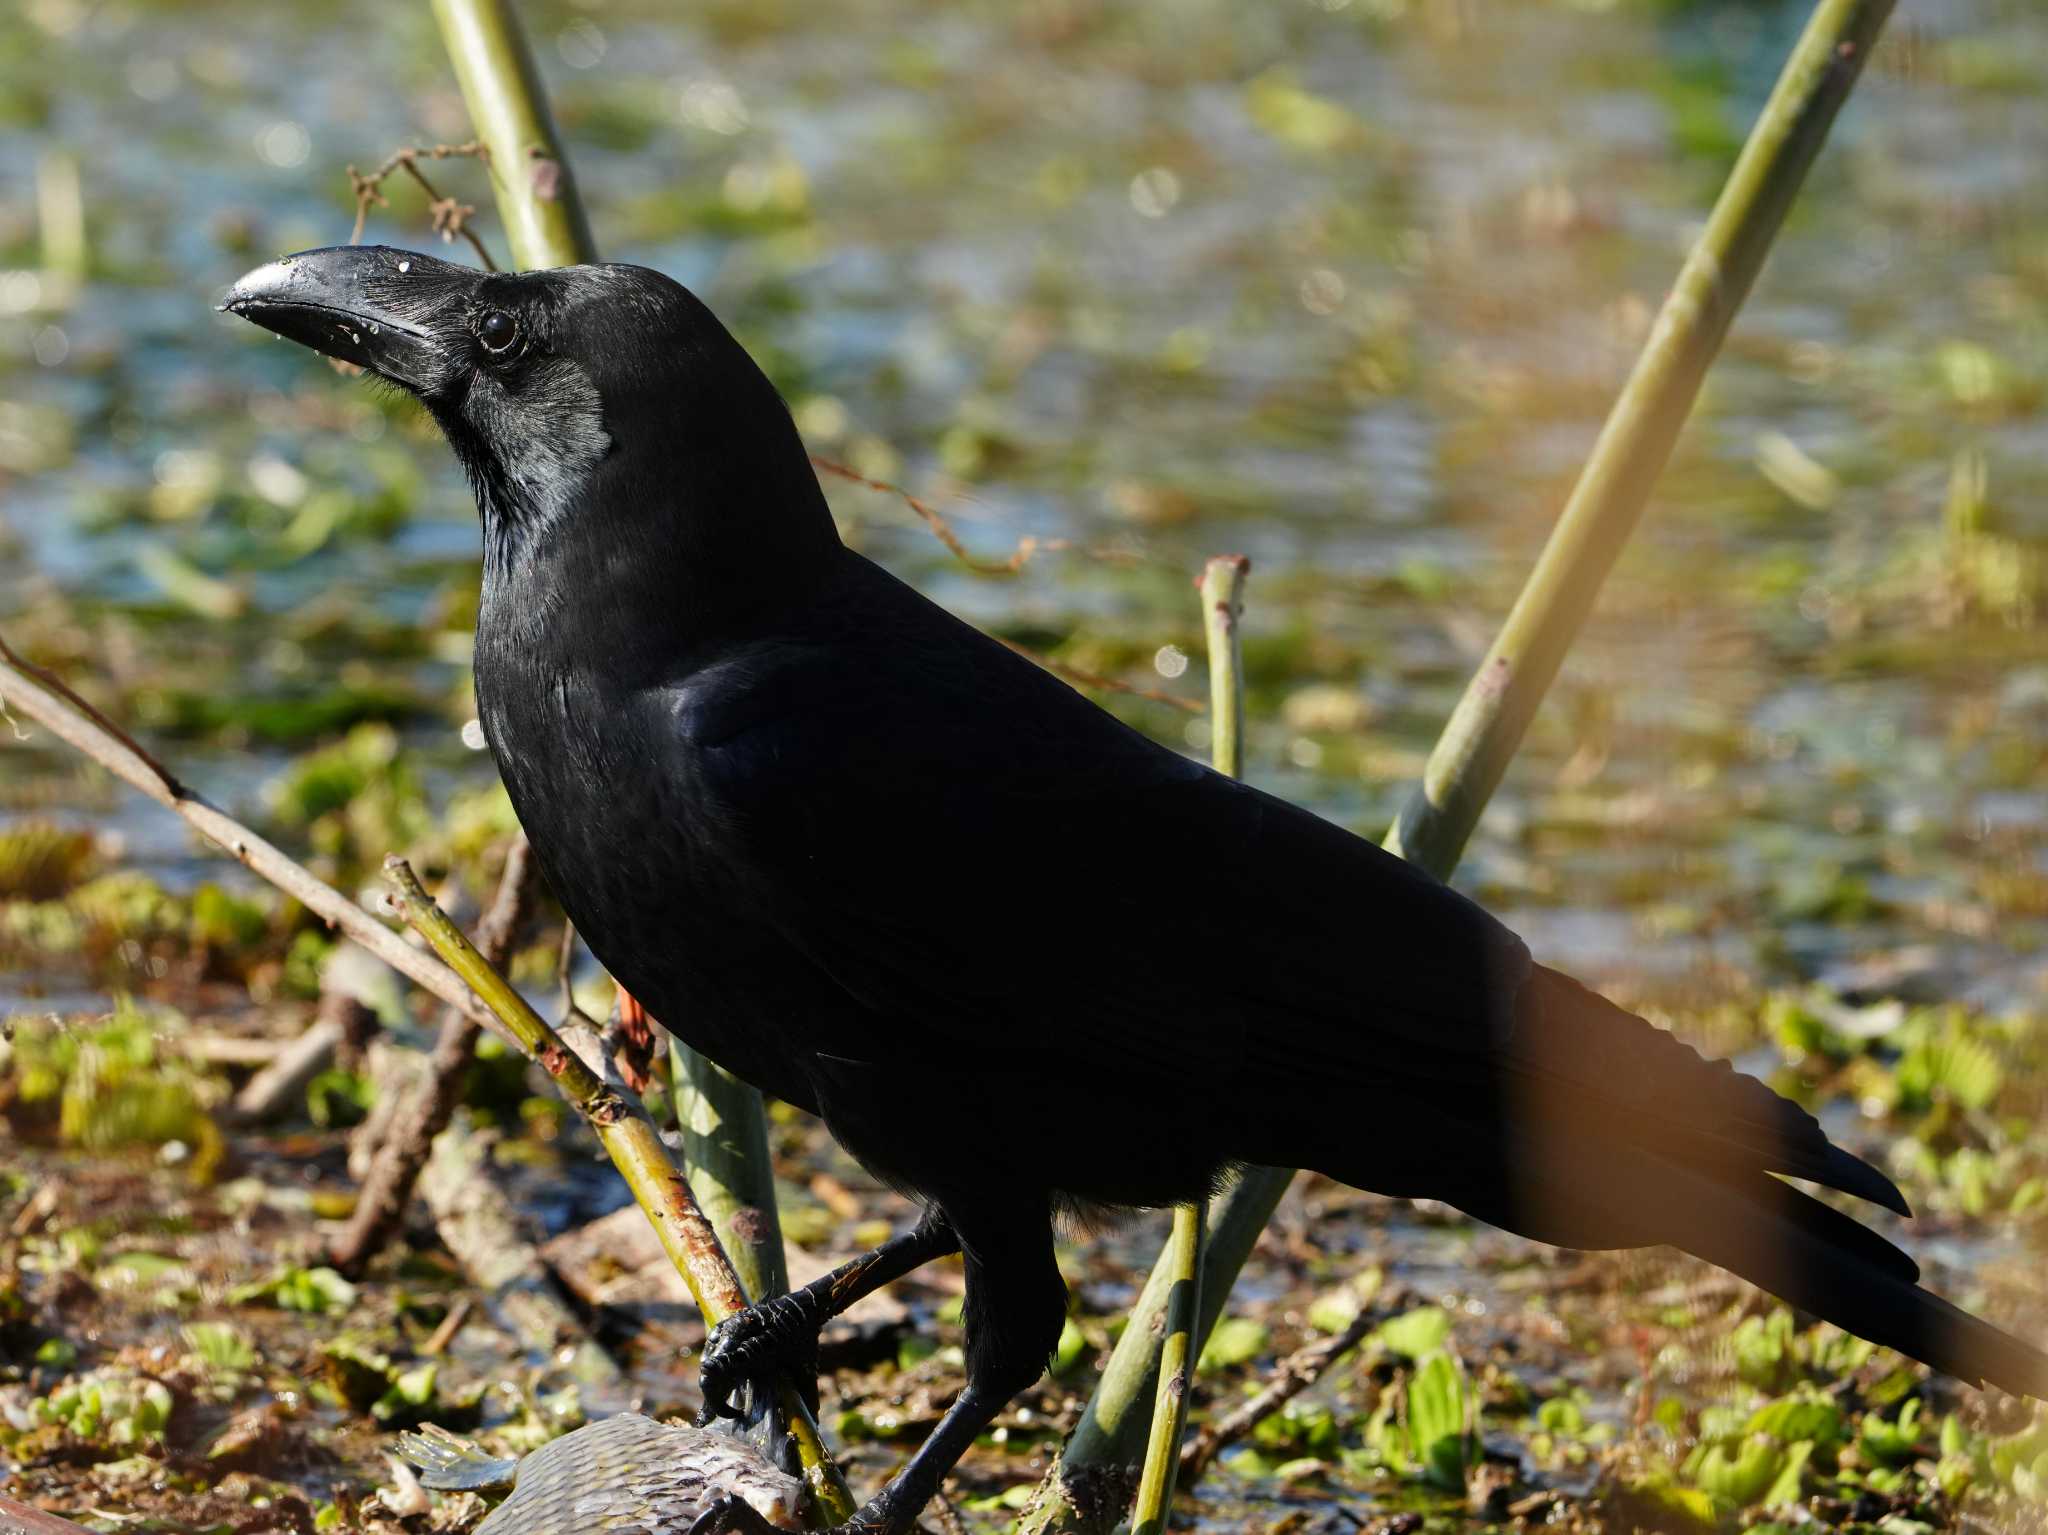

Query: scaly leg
[
  {"left": 691, "top": 1194, "right": 1065, "bottom": 1535},
  {"left": 697, "top": 1206, "right": 960, "bottom": 1426}
]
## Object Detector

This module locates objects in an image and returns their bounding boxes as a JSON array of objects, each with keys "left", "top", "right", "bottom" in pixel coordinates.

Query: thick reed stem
[{"left": 428, "top": 0, "right": 595, "bottom": 269}]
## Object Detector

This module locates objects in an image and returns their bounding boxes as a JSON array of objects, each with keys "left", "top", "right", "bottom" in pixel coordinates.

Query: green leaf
[
  {"left": 1692, "top": 1434, "right": 1785, "bottom": 1506},
  {"left": 1197, "top": 1316, "right": 1268, "bottom": 1373},
  {"left": 1306, "top": 1268, "right": 1380, "bottom": 1335},
  {"left": 1243, "top": 68, "right": 1368, "bottom": 155},
  {"left": 1377, "top": 1306, "right": 1452, "bottom": 1362},
  {"left": 1761, "top": 1439, "right": 1812, "bottom": 1509},
  {"left": 961, "top": 1483, "right": 1036, "bottom": 1514},
  {"left": 1897, "top": 1022, "right": 2001, "bottom": 1113},
  {"left": 1944, "top": 1148, "right": 1997, "bottom": 1217},
  {"left": 1050, "top": 1316, "right": 1087, "bottom": 1376},
  {"left": 189, "top": 882, "right": 268, "bottom": 950},
  {"left": 1625, "top": 1472, "right": 1719, "bottom": 1528},
  {"left": 1252, "top": 1399, "right": 1338, "bottom": 1457},
  {"left": 1747, "top": 1392, "right": 1844, "bottom": 1448},
  {"left": 99, "top": 1251, "right": 189, "bottom": 1283},
  {"left": 372, "top": 1363, "right": 439, "bottom": 1424},
  {"left": 1406, "top": 1351, "right": 1472, "bottom": 1492},
  {"left": 230, "top": 1264, "right": 358, "bottom": 1315},
  {"left": 306, "top": 1069, "right": 373, "bottom": 1129},
  {"left": 1859, "top": 1398, "right": 1926, "bottom": 1464},
  {"left": 182, "top": 1322, "right": 256, "bottom": 1373},
  {"left": 33, "top": 1368, "right": 173, "bottom": 1446},
  {"left": 1729, "top": 1309, "right": 1796, "bottom": 1391}
]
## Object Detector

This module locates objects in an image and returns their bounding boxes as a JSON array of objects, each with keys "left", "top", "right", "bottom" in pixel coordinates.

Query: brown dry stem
[
  {"left": 328, "top": 835, "right": 540, "bottom": 1276},
  {"left": 347, "top": 140, "right": 499, "bottom": 270},
  {"left": 811, "top": 456, "right": 1058, "bottom": 577},
  {"left": 995, "top": 638, "right": 1202, "bottom": 715},
  {"left": 0, "top": 631, "right": 506, "bottom": 1040},
  {"left": 1176, "top": 1307, "right": 1378, "bottom": 1483}
]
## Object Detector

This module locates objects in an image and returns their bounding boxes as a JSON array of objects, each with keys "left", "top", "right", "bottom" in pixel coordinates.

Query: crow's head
[{"left": 223, "top": 247, "right": 832, "bottom": 569}]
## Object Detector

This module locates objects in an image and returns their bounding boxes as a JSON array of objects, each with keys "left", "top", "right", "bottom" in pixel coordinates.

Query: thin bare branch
[
  {"left": 347, "top": 140, "right": 499, "bottom": 271},
  {"left": 808, "top": 460, "right": 1203, "bottom": 714},
  {"left": 328, "top": 835, "right": 539, "bottom": 1276},
  {"left": 811, "top": 456, "right": 1061, "bottom": 577},
  {"left": 996, "top": 637, "right": 1202, "bottom": 715},
  {"left": 0, "top": 1494, "right": 97, "bottom": 1535},
  {"left": 1178, "top": 1307, "right": 1378, "bottom": 1484},
  {"left": 0, "top": 631, "right": 506, "bottom": 1043}
]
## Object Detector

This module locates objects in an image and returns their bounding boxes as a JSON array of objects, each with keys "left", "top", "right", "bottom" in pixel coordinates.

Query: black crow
[{"left": 226, "top": 246, "right": 2048, "bottom": 1535}]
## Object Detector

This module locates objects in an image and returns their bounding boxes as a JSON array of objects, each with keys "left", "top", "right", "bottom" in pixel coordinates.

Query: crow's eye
[{"left": 475, "top": 309, "right": 518, "bottom": 354}]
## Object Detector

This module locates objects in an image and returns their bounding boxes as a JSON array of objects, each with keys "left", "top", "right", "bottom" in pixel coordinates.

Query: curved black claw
[
  {"left": 694, "top": 1293, "right": 824, "bottom": 1429},
  {"left": 686, "top": 1492, "right": 797, "bottom": 1535}
]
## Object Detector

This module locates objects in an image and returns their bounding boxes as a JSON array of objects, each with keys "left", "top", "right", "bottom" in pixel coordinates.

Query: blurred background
[
  {"left": 6, "top": 0, "right": 2046, "bottom": 1005},
  {"left": 1, "top": 0, "right": 2046, "bottom": 1529}
]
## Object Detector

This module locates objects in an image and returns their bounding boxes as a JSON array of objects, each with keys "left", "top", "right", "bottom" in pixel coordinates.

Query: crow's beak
[{"left": 222, "top": 245, "right": 463, "bottom": 391}]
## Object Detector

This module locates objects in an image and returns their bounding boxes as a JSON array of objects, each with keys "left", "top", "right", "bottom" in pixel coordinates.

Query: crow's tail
[
  {"left": 1429, "top": 1129, "right": 2048, "bottom": 1398},
  {"left": 1305, "top": 964, "right": 2048, "bottom": 1398},
  {"left": 1669, "top": 1163, "right": 2048, "bottom": 1397}
]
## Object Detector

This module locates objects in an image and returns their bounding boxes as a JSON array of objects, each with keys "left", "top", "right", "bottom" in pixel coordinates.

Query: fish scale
[{"left": 401, "top": 1414, "right": 803, "bottom": 1535}]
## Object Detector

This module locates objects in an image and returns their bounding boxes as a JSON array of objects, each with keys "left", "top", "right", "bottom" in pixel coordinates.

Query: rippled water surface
[{"left": 5, "top": 0, "right": 2043, "bottom": 1004}]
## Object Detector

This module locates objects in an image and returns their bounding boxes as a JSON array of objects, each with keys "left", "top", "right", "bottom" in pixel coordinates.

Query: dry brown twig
[
  {"left": 327, "top": 834, "right": 540, "bottom": 1277},
  {"left": 347, "top": 140, "right": 499, "bottom": 271},
  {"left": 996, "top": 638, "right": 1203, "bottom": 715},
  {"left": 0, "top": 630, "right": 505, "bottom": 1040},
  {"left": 1177, "top": 1306, "right": 1379, "bottom": 1483},
  {"left": 811, "top": 455, "right": 1060, "bottom": 577},
  {"left": 809, "top": 458, "right": 1202, "bottom": 714},
  {"left": 0, "top": 1493, "right": 97, "bottom": 1535}
]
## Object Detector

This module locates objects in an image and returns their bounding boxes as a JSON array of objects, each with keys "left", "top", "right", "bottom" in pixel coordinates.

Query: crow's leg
[
  {"left": 690, "top": 1195, "right": 1065, "bottom": 1535},
  {"left": 697, "top": 1206, "right": 960, "bottom": 1426}
]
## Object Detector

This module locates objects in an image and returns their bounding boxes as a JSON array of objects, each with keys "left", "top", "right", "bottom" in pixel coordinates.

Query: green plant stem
[
  {"left": 1382, "top": 0, "right": 1893, "bottom": 875},
  {"left": 381, "top": 858, "right": 856, "bottom": 1523},
  {"left": 1199, "top": 556, "right": 1249, "bottom": 778},
  {"left": 429, "top": 0, "right": 594, "bottom": 269},
  {"left": 670, "top": 1038, "right": 791, "bottom": 1304},
  {"left": 1128, "top": 556, "right": 1250, "bottom": 1535},
  {"left": 1129, "top": 1201, "right": 1203, "bottom": 1535},
  {"left": 1019, "top": 5, "right": 1891, "bottom": 1530},
  {"left": 427, "top": 0, "right": 792, "bottom": 1334}
]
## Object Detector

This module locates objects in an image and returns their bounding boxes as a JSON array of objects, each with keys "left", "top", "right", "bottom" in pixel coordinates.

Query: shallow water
[
  {"left": 5, "top": 0, "right": 2045, "bottom": 1011},
  {"left": 2, "top": 0, "right": 2046, "bottom": 1526}
]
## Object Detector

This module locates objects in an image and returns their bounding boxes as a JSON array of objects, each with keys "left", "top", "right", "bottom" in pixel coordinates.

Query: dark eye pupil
[{"left": 477, "top": 311, "right": 516, "bottom": 350}]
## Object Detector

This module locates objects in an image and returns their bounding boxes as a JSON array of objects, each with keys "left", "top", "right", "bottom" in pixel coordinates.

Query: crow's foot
[{"left": 695, "top": 1292, "right": 825, "bottom": 1427}]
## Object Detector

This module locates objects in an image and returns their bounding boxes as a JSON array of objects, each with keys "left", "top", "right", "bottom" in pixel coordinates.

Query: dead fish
[{"left": 397, "top": 1413, "right": 805, "bottom": 1534}]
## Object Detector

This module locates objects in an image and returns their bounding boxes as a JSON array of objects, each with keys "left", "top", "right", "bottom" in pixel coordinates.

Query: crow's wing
[
  {"left": 660, "top": 557, "right": 1900, "bottom": 1219},
  {"left": 664, "top": 570, "right": 1528, "bottom": 1090}
]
